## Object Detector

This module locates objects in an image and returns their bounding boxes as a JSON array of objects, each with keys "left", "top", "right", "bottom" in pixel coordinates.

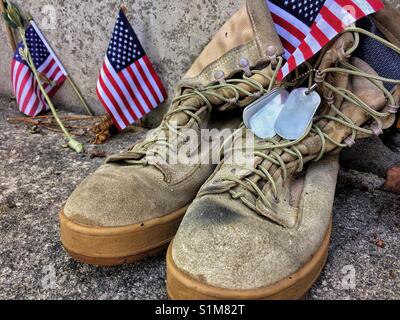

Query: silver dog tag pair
[{"left": 244, "top": 87, "right": 321, "bottom": 141}]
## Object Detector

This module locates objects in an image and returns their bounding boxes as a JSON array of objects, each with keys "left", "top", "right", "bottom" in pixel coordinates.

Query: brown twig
[
  {"left": 9, "top": 113, "right": 117, "bottom": 144},
  {"left": 7, "top": 114, "right": 107, "bottom": 123}
]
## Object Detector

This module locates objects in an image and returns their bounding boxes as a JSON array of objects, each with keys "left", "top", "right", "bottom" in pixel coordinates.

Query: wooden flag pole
[
  {"left": 119, "top": 4, "right": 143, "bottom": 128},
  {"left": 66, "top": 76, "right": 94, "bottom": 116},
  {"left": 0, "top": 0, "right": 17, "bottom": 52}
]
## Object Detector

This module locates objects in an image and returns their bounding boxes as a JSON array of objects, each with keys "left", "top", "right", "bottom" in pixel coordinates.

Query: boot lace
[
  {"left": 117, "top": 58, "right": 284, "bottom": 167},
  {"left": 220, "top": 28, "right": 400, "bottom": 213}
]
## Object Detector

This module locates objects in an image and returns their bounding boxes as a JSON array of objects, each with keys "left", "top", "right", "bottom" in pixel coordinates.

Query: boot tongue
[{"left": 178, "top": 0, "right": 283, "bottom": 88}]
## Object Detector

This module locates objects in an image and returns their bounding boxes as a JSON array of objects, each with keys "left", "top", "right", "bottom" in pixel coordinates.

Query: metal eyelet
[
  {"left": 315, "top": 71, "right": 326, "bottom": 83},
  {"left": 228, "top": 98, "right": 238, "bottom": 105},
  {"left": 324, "top": 94, "right": 335, "bottom": 105},
  {"left": 253, "top": 91, "right": 262, "bottom": 98},
  {"left": 239, "top": 58, "right": 252, "bottom": 77},
  {"left": 344, "top": 137, "right": 356, "bottom": 148},
  {"left": 385, "top": 104, "right": 399, "bottom": 114},
  {"left": 266, "top": 46, "right": 278, "bottom": 68},
  {"left": 370, "top": 122, "right": 383, "bottom": 136},
  {"left": 214, "top": 70, "right": 226, "bottom": 84}
]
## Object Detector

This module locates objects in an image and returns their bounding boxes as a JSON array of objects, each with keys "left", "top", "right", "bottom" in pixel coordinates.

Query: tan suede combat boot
[
  {"left": 167, "top": 5, "right": 400, "bottom": 299},
  {"left": 60, "top": 0, "right": 283, "bottom": 266}
]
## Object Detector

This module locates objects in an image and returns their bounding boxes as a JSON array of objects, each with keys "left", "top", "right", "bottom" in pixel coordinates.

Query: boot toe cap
[
  {"left": 171, "top": 196, "right": 307, "bottom": 291},
  {"left": 64, "top": 164, "right": 173, "bottom": 227}
]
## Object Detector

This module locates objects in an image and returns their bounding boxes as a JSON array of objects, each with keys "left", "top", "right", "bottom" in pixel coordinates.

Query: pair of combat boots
[{"left": 60, "top": 0, "right": 400, "bottom": 299}]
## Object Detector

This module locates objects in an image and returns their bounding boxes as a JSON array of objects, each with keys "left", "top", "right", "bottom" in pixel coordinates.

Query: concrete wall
[{"left": 0, "top": 0, "right": 244, "bottom": 126}]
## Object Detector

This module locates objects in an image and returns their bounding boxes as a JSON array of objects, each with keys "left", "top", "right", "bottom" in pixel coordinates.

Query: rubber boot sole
[
  {"left": 60, "top": 206, "right": 187, "bottom": 266},
  {"left": 166, "top": 222, "right": 332, "bottom": 300}
]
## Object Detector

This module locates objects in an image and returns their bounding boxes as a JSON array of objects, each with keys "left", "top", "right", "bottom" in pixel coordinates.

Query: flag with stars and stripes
[
  {"left": 97, "top": 10, "right": 168, "bottom": 130},
  {"left": 11, "top": 21, "right": 67, "bottom": 117},
  {"left": 267, "top": 0, "right": 384, "bottom": 80}
]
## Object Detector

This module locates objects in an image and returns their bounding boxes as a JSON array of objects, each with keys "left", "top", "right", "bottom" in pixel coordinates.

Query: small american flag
[
  {"left": 97, "top": 10, "right": 167, "bottom": 130},
  {"left": 11, "top": 21, "right": 67, "bottom": 117},
  {"left": 267, "top": 0, "right": 384, "bottom": 80}
]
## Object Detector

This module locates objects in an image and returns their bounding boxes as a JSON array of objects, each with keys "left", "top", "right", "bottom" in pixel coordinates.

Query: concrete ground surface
[{"left": 0, "top": 96, "right": 399, "bottom": 300}]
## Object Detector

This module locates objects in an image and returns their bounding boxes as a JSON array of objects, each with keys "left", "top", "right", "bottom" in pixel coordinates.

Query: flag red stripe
[
  {"left": 298, "top": 42, "right": 314, "bottom": 61},
  {"left": 271, "top": 12, "right": 306, "bottom": 42},
  {"left": 125, "top": 66, "right": 154, "bottom": 110},
  {"left": 287, "top": 57, "right": 297, "bottom": 76},
  {"left": 41, "top": 59, "right": 56, "bottom": 76},
  {"left": 98, "top": 70, "right": 131, "bottom": 127},
  {"left": 25, "top": 77, "right": 39, "bottom": 116},
  {"left": 20, "top": 77, "right": 36, "bottom": 115},
  {"left": 319, "top": 5, "right": 344, "bottom": 33},
  {"left": 48, "top": 66, "right": 62, "bottom": 82},
  {"left": 103, "top": 63, "right": 139, "bottom": 122},
  {"left": 47, "top": 86, "right": 59, "bottom": 99},
  {"left": 335, "top": 0, "right": 364, "bottom": 19},
  {"left": 280, "top": 37, "right": 296, "bottom": 55},
  {"left": 366, "top": 0, "right": 384, "bottom": 11},
  {"left": 14, "top": 63, "right": 25, "bottom": 97},
  {"left": 17, "top": 70, "right": 32, "bottom": 107},
  {"left": 117, "top": 71, "right": 147, "bottom": 116},
  {"left": 135, "top": 59, "right": 161, "bottom": 105},
  {"left": 310, "top": 25, "right": 330, "bottom": 47},
  {"left": 143, "top": 56, "right": 168, "bottom": 100},
  {"left": 31, "top": 76, "right": 45, "bottom": 116},
  {"left": 96, "top": 86, "right": 123, "bottom": 131}
]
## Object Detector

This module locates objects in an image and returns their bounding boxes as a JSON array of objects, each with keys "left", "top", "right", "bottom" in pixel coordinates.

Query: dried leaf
[{"left": 91, "top": 115, "right": 115, "bottom": 145}]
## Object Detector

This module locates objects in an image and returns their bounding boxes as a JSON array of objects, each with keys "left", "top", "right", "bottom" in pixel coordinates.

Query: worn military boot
[
  {"left": 60, "top": 0, "right": 283, "bottom": 266},
  {"left": 167, "top": 5, "right": 400, "bottom": 299}
]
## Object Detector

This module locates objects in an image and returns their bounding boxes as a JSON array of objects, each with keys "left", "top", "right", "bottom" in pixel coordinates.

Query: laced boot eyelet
[
  {"left": 386, "top": 104, "right": 399, "bottom": 114},
  {"left": 229, "top": 98, "right": 238, "bottom": 105},
  {"left": 324, "top": 94, "right": 335, "bottom": 105},
  {"left": 266, "top": 46, "right": 278, "bottom": 68},
  {"left": 344, "top": 137, "right": 356, "bottom": 148},
  {"left": 315, "top": 71, "right": 326, "bottom": 84},
  {"left": 370, "top": 122, "right": 383, "bottom": 136},
  {"left": 214, "top": 70, "right": 226, "bottom": 84},
  {"left": 239, "top": 58, "right": 252, "bottom": 77},
  {"left": 253, "top": 91, "right": 262, "bottom": 99}
]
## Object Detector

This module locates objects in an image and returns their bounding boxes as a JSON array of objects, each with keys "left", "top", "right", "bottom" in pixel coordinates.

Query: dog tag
[
  {"left": 275, "top": 88, "right": 321, "bottom": 141},
  {"left": 243, "top": 88, "right": 289, "bottom": 139}
]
